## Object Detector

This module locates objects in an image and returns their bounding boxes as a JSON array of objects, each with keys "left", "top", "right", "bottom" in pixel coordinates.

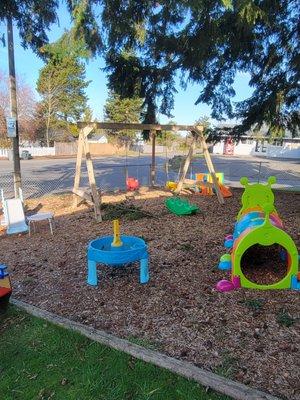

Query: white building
[
  {"left": 212, "top": 136, "right": 300, "bottom": 159},
  {"left": 88, "top": 133, "right": 108, "bottom": 144}
]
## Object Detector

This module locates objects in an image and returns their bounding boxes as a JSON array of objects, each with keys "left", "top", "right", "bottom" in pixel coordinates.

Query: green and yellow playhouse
[{"left": 217, "top": 177, "right": 299, "bottom": 292}]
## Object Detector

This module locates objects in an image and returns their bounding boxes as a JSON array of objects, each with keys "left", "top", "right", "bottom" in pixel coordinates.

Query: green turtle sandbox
[
  {"left": 216, "top": 176, "right": 299, "bottom": 292},
  {"left": 165, "top": 197, "right": 199, "bottom": 216}
]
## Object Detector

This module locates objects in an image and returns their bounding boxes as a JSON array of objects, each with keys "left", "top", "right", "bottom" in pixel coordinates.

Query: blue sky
[{"left": 0, "top": 3, "right": 253, "bottom": 125}]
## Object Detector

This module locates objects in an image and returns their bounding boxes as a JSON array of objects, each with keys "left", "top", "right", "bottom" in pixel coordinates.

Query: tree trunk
[
  {"left": 45, "top": 114, "right": 50, "bottom": 147},
  {"left": 45, "top": 80, "right": 52, "bottom": 147}
]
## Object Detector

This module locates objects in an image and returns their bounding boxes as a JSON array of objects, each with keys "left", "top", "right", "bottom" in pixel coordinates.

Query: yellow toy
[
  {"left": 111, "top": 219, "right": 123, "bottom": 247},
  {"left": 166, "top": 181, "right": 178, "bottom": 191}
]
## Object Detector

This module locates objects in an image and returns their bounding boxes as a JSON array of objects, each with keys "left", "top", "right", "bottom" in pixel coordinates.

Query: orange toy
[
  {"left": 195, "top": 173, "right": 232, "bottom": 197},
  {"left": 219, "top": 184, "right": 233, "bottom": 198},
  {"left": 195, "top": 173, "right": 213, "bottom": 195}
]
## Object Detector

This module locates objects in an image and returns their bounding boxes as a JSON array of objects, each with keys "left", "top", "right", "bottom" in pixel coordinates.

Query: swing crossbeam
[{"left": 77, "top": 122, "right": 195, "bottom": 131}]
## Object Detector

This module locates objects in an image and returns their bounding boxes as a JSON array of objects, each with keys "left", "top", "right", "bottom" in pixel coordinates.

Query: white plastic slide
[
  {"left": 5, "top": 198, "right": 28, "bottom": 234},
  {"left": 1, "top": 187, "right": 28, "bottom": 235},
  {"left": 0, "top": 189, "right": 6, "bottom": 226}
]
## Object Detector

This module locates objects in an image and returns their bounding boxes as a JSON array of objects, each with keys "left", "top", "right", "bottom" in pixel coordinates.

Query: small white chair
[{"left": 27, "top": 212, "right": 54, "bottom": 236}]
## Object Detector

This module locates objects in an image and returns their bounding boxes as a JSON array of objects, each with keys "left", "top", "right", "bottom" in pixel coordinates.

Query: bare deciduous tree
[{"left": 0, "top": 69, "right": 37, "bottom": 143}]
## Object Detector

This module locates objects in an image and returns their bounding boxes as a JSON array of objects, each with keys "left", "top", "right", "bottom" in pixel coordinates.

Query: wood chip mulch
[{"left": 0, "top": 189, "right": 299, "bottom": 400}]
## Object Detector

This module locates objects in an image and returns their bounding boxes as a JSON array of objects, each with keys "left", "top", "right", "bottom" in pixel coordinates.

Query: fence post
[
  {"left": 148, "top": 164, "right": 152, "bottom": 187},
  {"left": 190, "top": 163, "right": 193, "bottom": 179},
  {"left": 165, "top": 160, "right": 169, "bottom": 182},
  {"left": 124, "top": 165, "right": 128, "bottom": 190},
  {"left": 258, "top": 162, "right": 262, "bottom": 183}
]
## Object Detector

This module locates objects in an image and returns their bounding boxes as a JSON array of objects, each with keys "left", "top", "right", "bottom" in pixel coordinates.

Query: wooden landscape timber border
[
  {"left": 11, "top": 298, "right": 279, "bottom": 400},
  {"left": 73, "top": 122, "right": 224, "bottom": 220}
]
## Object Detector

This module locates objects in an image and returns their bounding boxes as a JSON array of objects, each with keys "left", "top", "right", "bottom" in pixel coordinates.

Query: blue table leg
[
  {"left": 140, "top": 256, "right": 149, "bottom": 284},
  {"left": 87, "top": 259, "right": 98, "bottom": 286}
]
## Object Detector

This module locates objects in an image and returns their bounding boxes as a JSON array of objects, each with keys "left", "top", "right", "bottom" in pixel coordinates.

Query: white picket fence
[
  {"left": 0, "top": 147, "right": 55, "bottom": 158},
  {"left": 0, "top": 148, "right": 8, "bottom": 158}
]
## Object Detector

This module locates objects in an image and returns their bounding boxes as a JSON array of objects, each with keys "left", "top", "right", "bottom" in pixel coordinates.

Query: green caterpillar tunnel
[{"left": 216, "top": 177, "right": 299, "bottom": 292}]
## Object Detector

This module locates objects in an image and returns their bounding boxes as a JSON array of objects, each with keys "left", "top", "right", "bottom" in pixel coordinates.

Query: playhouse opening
[{"left": 241, "top": 244, "right": 288, "bottom": 285}]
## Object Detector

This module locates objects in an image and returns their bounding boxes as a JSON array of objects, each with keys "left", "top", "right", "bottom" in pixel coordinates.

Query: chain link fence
[
  {"left": 190, "top": 159, "right": 300, "bottom": 188},
  {"left": 0, "top": 163, "right": 154, "bottom": 199},
  {"left": 0, "top": 170, "right": 75, "bottom": 199},
  {"left": 0, "top": 158, "right": 299, "bottom": 200},
  {"left": 156, "top": 158, "right": 300, "bottom": 189}
]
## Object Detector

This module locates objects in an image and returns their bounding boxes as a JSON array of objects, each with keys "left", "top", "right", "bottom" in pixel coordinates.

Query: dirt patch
[{"left": 0, "top": 188, "right": 299, "bottom": 400}]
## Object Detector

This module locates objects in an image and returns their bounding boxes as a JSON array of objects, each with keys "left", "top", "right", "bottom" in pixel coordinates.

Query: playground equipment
[
  {"left": 166, "top": 171, "right": 232, "bottom": 198},
  {"left": 219, "top": 184, "right": 233, "bottom": 198},
  {"left": 0, "top": 188, "right": 28, "bottom": 234},
  {"left": 165, "top": 197, "right": 199, "bottom": 216},
  {"left": 195, "top": 173, "right": 212, "bottom": 196},
  {"left": 0, "top": 265, "right": 12, "bottom": 311},
  {"left": 216, "top": 176, "right": 299, "bottom": 291},
  {"left": 195, "top": 172, "right": 232, "bottom": 198},
  {"left": 126, "top": 177, "right": 139, "bottom": 191},
  {"left": 87, "top": 219, "right": 149, "bottom": 286},
  {"left": 73, "top": 122, "right": 224, "bottom": 221},
  {"left": 166, "top": 179, "right": 214, "bottom": 195}
]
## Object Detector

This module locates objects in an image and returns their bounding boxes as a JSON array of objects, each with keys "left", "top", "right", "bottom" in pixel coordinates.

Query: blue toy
[{"left": 87, "top": 220, "right": 149, "bottom": 286}]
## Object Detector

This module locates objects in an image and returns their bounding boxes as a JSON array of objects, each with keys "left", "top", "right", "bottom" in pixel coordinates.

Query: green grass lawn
[{"left": 0, "top": 305, "right": 230, "bottom": 400}]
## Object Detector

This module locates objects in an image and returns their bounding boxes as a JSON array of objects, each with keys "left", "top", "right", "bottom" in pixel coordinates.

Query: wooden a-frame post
[
  {"left": 174, "top": 126, "right": 224, "bottom": 204},
  {"left": 73, "top": 124, "right": 102, "bottom": 221},
  {"left": 195, "top": 125, "right": 224, "bottom": 204},
  {"left": 175, "top": 132, "right": 197, "bottom": 194}
]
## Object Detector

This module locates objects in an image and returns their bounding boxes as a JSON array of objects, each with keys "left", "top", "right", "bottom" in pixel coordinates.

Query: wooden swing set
[{"left": 72, "top": 122, "right": 224, "bottom": 221}]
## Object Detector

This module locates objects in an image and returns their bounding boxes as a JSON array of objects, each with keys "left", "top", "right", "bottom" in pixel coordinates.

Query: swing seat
[
  {"left": 166, "top": 181, "right": 177, "bottom": 191},
  {"left": 165, "top": 197, "right": 199, "bottom": 216},
  {"left": 126, "top": 177, "right": 139, "bottom": 191}
]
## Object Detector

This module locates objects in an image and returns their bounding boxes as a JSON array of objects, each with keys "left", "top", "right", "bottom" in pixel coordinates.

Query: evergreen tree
[
  {"left": 37, "top": 34, "right": 90, "bottom": 145},
  {"left": 173, "top": 0, "right": 300, "bottom": 137},
  {"left": 156, "top": 121, "right": 180, "bottom": 148},
  {"left": 82, "top": 106, "right": 94, "bottom": 123},
  {"left": 100, "top": 0, "right": 299, "bottom": 137},
  {"left": 104, "top": 91, "right": 143, "bottom": 145},
  {"left": 1, "top": 1, "right": 102, "bottom": 54},
  {"left": 2, "top": 1, "right": 299, "bottom": 137}
]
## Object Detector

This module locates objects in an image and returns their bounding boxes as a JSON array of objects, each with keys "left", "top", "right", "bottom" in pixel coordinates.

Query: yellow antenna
[{"left": 111, "top": 219, "right": 122, "bottom": 247}]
